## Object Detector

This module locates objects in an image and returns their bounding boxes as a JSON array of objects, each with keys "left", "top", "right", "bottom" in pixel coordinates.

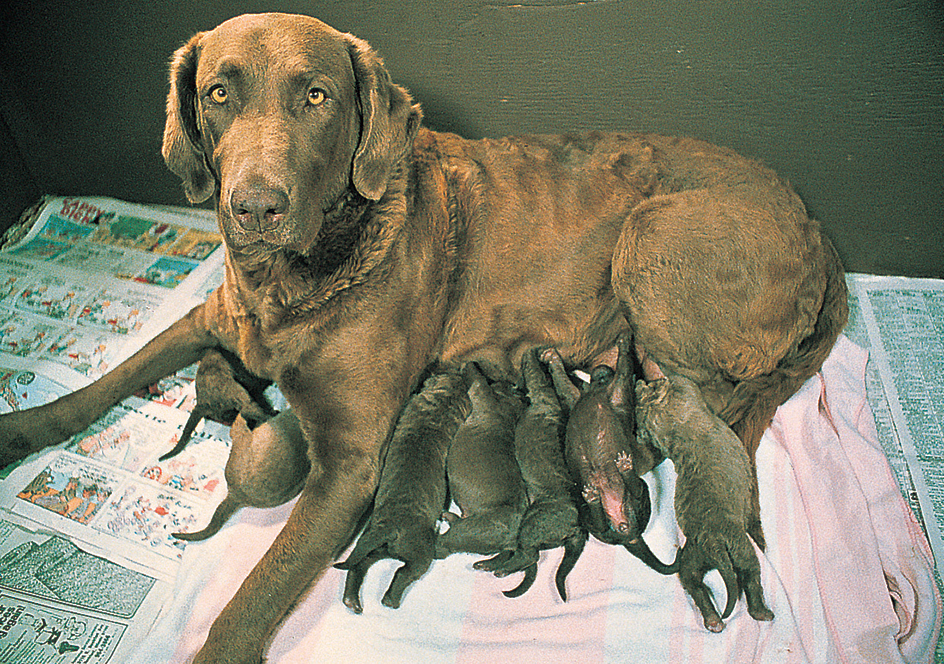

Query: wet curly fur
[
  {"left": 435, "top": 362, "right": 528, "bottom": 559},
  {"left": 336, "top": 371, "right": 471, "bottom": 612}
]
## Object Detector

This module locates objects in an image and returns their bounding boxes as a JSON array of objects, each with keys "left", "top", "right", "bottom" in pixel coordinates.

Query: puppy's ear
[
  {"left": 635, "top": 378, "right": 670, "bottom": 407},
  {"left": 651, "top": 378, "right": 671, "bottom": 403},
  {"left": 162, "top": 32, "right": 216, "bottom": 203},
  {"left": 346, "top": 35, "right": 422, "bottom": 201}
]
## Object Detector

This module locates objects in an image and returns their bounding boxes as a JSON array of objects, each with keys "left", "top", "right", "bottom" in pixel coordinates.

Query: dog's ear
[
  {"left": 162, "top": 32, "right": 216, "bottom": 204},
  {"left": 346, "top": 35, "right": 422, "bottom": 201}
]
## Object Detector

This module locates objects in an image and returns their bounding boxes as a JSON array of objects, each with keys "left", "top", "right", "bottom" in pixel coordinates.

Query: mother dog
[{"left": 0, "top": 12, "right": 846, "bottom": 663}]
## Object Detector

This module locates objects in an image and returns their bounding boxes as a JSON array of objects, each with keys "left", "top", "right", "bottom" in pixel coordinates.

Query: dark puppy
[
  {"left": 161, "top": 347, "right": 276, "bottom": 461},
  {"left": 435, "top": 362, "right": 527, "bottom": 558},
  {"left": 174, "top": 409, "right": 306, "bottom": 541},
  {"left": 336, "top": 371, "right": 471, "bottom": 613},
  {"left": 476, "top": 347, "right": 587, "bottom": 601},
  {"left": 636, "top": 374, "right": 774, "bottom": 631},
  {"left": 544, "top": 340, "right": 677, "bottom": 574},
  {"left": 0, "top": 13, "right": 846, "bottom": 659}
]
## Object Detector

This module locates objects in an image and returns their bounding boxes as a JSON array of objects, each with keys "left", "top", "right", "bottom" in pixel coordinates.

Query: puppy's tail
[
  {"left": 174, "top": 494, "right": 239, "bottom": 542},
  {"left": 720, "top": 238, "right": 848, "bottom": 459}
]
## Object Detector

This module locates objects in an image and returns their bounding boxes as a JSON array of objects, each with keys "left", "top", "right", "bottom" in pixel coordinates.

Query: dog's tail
[{"left": 719, "top": 237, "right": 848, "bottom": 459}]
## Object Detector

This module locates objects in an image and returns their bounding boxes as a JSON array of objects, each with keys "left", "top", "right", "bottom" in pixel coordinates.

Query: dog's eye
[
  {"left": 307, "top": 88, "right": 326, "bottom": 106},
  {"left": 208, "top": 85, "right": 228, "bottom": 105}
]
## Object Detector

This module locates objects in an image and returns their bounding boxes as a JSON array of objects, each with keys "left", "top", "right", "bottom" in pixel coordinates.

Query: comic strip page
[
  {"left": 0, "top": 197, "right": 224, "bottom": 383},
  {"left": 0, "top": 197, "right": 228, "bottom": 661}
]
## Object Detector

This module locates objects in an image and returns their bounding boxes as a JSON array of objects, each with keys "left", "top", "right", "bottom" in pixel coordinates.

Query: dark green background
[{"left": 2, "top": 0, "right": 942, "bottom": 276}]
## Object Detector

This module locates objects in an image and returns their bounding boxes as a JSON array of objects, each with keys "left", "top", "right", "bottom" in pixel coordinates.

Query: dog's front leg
[
  {"left": 0, "top": 302, "right": 217, "bottom": 467},
  {"left": 194, "top": 472, "right": 377, "bottom": 663},
  {"left": 191, "top": 368, "right": 408, "bottom": 664}
]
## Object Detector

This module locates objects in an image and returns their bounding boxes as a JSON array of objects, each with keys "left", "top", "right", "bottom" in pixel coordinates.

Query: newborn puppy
[
  {"left": 336, "top": 371, "right": 471, "bottom": 613},
  {"left": 435, "top": 362, "right": 528, "bottom": 558},
  {"left": 544, "top": 338, "right": 677, "bottom": 574},
  {"left": 161, "top": 347, "right": 276, "bottom": 461},
  {"left": 174, "top": 409, "right": 307, "bottom": 541},
  {"left": 475, "top": 347, "right": 586, "bottom": 601},
  {"left": 636, "top": 374, "right": 774, "bottom": 632}
]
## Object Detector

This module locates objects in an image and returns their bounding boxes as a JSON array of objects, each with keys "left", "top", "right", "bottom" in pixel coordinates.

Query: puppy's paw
[{"left": 677, "top": 525, "right": 773, "bottom": 631}]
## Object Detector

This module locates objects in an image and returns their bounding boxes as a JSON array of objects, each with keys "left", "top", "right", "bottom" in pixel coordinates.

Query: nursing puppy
[
  {"left": 0, "top": 12, "right": 847, "bottom": 660},
  {"left": 173, "top": 410, "right": 306, "bottom": 541},
  {"left": 161, "top": 347, "right": 276, "bottom": 461},
  {"left": 435, "top": 362, "right": 528, "bottom": 559},
  {"left": 476, "top": 347, "right": 587, "bottom": 601},
  {"left": 636, "top": 374, "right": 775, "bottom": 631},
  {"left": 544, "top": 341, "right": 677, "bottom": 575},
  {"left": 337, "top": 371, "right": 471, "bottom": 613}
]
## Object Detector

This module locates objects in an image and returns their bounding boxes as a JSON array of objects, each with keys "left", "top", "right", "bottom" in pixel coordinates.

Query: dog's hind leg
[
  {"left": 500, "top": 563, "right": 537, "bottom": 598},
  {"left": 611, "top": 188, "right": 847, "bottom": 548},
  {"left": 339, "top": 549, "right": 387, "bottom": 614},
  {"left": 555, "top": 531, "right": 588, "bottom": 601},
  {"left": 173, "top": 411, "right": 308, "bottom": 541}
]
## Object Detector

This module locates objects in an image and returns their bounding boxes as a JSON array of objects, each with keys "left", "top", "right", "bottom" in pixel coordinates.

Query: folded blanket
[{"left": 132, "top": 335, "right": 940, "bottom": 663}]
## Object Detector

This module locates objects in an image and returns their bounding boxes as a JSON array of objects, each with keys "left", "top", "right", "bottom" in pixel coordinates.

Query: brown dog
[
  {"left": 474, "top": 347, "right": 587, "bottom": 600},
  {"left": 173, "top": 409, "right": 307, "bottom": 541},
  {"left": 544, "top": 339, "right": 677, "bottom": 575},
  {"left": 0, "top": 12, "right": 846, "bottom": 662},
  {"left": 160, "top": 347, "right": 276, "bottom": 461}
]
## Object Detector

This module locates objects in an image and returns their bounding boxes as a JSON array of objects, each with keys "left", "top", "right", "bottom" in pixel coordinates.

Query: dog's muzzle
[{"left": 230, "top": 183, "right": 290, "bottom": 233}]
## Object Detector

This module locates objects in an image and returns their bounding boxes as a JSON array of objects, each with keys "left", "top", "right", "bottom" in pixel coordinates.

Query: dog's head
[{"left": 163, "top": 13, "right": 422, "bottom": 253}]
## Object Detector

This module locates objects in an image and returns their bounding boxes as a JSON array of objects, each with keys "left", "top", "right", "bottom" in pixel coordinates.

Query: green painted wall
[{"left": 2, "top": 0, "right": 942, "bottom": 276}]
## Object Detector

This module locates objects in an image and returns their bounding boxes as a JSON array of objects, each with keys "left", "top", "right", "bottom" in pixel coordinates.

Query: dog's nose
[{"left": 231, "top": 185, "right": 289, "bottom": 232}]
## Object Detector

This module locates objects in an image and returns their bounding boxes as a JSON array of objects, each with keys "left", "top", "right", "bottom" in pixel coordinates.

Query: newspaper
[
  {"left": 845, "top": 273, "right": 944, "bottom": 661},
  {"left": 0, "top": 197, "right": 942, "bottom": 661},
  {"left": 0, "top": 514, "right": 172, "bottom": 664},
  {"left": 845, "top": 275, "right": 944, "bottom": 577},
  {"left": 0, "top": 196, "right": 232, "bottom": 662}
]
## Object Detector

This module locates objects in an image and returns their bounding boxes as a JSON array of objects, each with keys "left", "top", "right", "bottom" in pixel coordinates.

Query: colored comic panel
[
  {"left": 54, "top": 243, "right": 154, "bottom": 279},
  {"left": 65, "top": 409, "right": 170, "bottom": 472},
  {"left": 0, "top": 312, "right": 65, "bottom": 358},
  {"left": 135, "top": 373, "right": 194, "bottom": 408},
  {"left": 0, "top": 258, "right": 33, "bottom": 303},
  {"left": 16, "top": 456, "right": 118, "bottom": 526},
  {"left": 90, "top": 215, "right": 155, "bottom": 249},
  {"left": 166, "top": 229, "right": 222, "bottom": 260},
  {"left": 38, "top": 214, "right": 96, "bottom": 244},
  {"left": 76, "top": 289, "right": 158, "bottom": 335},
  {"left": 7, "top": 237, "right": 72, "bottom": 261},
  {"left": 133, "top": 256, "right": 200, "bottom": 289},
  {"left": 131, "top": 222, "right": 189, "bottom": 254},
  {"left": 93, "top": 483, "right": 202, "bottom": 560},
  {"left": 42, "top": 329, "right": 119, "bottom": 377},
  {"left": 14, "top": 277, "right": 91, "bottom": 321},
  {"left": 138, "top": 433, "right": 228, "bottom": 500}
]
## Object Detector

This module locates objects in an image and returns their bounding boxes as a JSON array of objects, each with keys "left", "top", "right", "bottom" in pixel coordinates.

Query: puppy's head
[{"left": 163, "top": 13, "right": 422, "bottom": 253}]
